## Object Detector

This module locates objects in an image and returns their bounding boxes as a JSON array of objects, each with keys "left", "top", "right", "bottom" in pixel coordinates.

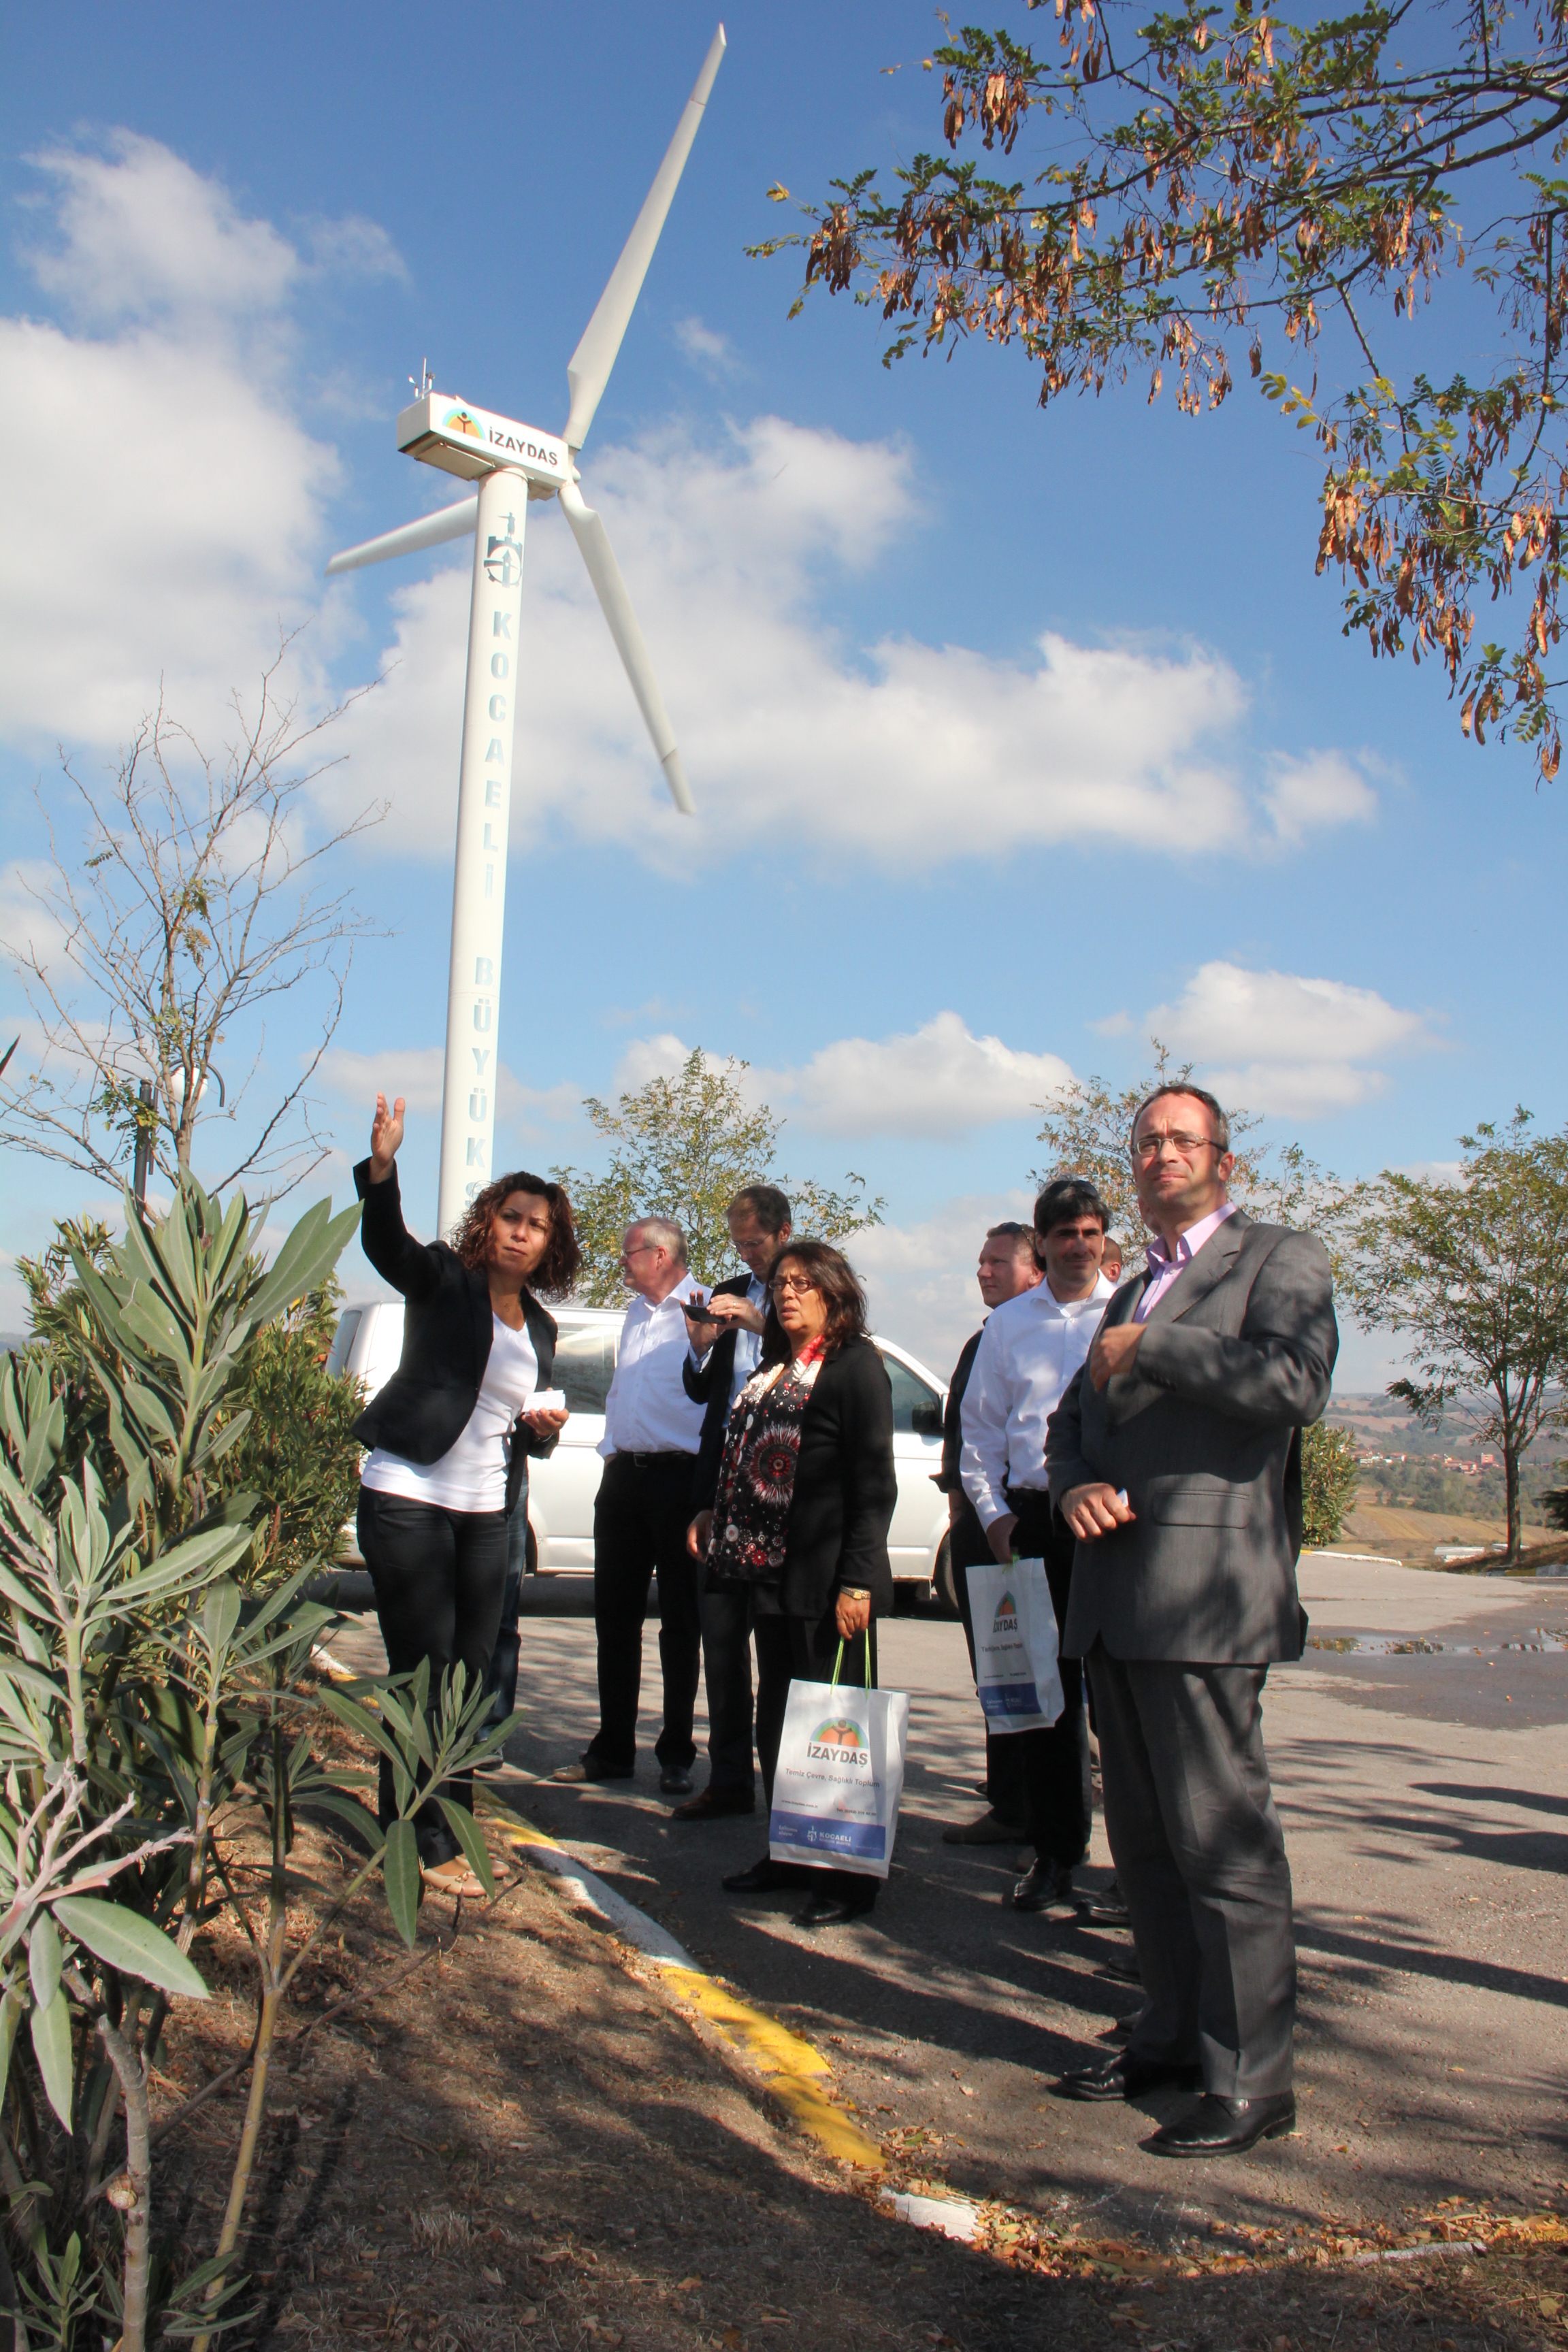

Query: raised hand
[{"left": 368, "top": 1091, "right": 406, "bottom": 1183}]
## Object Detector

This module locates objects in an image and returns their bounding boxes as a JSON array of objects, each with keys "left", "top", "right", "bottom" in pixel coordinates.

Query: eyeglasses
[
  {"left": 620, "top": 1241, "right": 659, "bottom": 1260},
  {"left": 772, "top": 1273, "right": 819, "bottom": 1296},
  {"left": 1132, "top": 1130, "right": 1220, "bottom": 1160}
]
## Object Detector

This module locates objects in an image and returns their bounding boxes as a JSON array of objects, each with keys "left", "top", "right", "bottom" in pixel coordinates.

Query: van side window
[
  {"left": 879, "top": 1350, "right": 943, "bottom": 1438},
  {"left": 552, "top": 1324, "right": 618, "bottom": 1416},
  {"left": 325, "top": 1309, "right": 363, "bottom": 1379}
]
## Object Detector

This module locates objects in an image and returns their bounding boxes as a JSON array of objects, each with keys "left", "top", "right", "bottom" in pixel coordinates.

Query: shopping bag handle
[{"left": 830, "top": 1637, "right": 872, "bottom": 1691}]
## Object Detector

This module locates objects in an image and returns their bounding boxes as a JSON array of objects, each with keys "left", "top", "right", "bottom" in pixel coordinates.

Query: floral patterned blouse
[{"left": 706, "top": 1341, "right": 827, "bottom": 1583}]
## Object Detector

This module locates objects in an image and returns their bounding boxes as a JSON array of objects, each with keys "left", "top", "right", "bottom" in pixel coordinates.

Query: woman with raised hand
[
  {"left": 687, "top": 1240, "right": 896, "bottom": 1928},
  {"left": 354, "top": 1092, "right": 579, "bottom": 1897}
]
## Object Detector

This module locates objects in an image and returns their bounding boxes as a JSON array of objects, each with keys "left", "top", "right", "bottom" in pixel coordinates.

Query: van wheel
[{"left": 932, "top": 1539, "right": 960, "bottom": 1618}]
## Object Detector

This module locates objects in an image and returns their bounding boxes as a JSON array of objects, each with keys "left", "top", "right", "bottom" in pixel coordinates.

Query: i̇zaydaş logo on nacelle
[
  {"left": 443, "top": 406, "right": 561, "bottom": 471},
  {"left": 806, "top": 1718, "right": 869, "bottom": 1765}
]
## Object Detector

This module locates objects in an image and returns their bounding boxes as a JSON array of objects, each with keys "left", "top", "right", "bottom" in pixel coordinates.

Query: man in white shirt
[
  {"left": 553, "top": 1217, "right": 706, "bottom": 1793},
  {"left": 960, "top": 1179, "right": 1117, "bottom": 1912}
]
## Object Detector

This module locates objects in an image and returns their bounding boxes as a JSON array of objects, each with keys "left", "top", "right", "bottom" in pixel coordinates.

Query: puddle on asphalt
[{"left": 1307, "top": 1630, "right": 1568, "bottom": 1656}]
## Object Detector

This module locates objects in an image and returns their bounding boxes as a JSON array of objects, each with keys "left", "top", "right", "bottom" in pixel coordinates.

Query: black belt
[{"left": 615, "top": 1450, "right": 697, "bottom": 1469}]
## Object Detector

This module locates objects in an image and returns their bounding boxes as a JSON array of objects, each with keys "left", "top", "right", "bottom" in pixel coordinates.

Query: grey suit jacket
[{"left": 1046, "top": 1211, "right": 1337, "bottom": 1664}]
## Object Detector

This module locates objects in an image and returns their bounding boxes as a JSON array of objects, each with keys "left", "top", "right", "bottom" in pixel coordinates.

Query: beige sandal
[{"left": 421, "top": 1856, "right": 488, "bottom": 1901}]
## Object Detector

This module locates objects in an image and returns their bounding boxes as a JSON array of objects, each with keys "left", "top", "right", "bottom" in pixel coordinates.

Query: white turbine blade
[
  {"left": 559, "top": 480, "right": 694, "bottom": 815},
  {"left": 563, "top": 22, "right": 726, "bottom": 452},
  {"left": 324, "top": 495, "right": 478, "bottom": 576}
]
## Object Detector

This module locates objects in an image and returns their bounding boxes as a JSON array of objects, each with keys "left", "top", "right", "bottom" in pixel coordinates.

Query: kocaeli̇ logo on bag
[
  {"left": 993, "top": 1588, "right": 1019, "bottom": 1635},
  {"left": 807, "top": 1717, "right": 869, "bottom": 1765}
]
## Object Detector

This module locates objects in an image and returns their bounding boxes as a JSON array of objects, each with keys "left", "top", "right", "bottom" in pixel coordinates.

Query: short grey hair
[
  {"left": 1129, "top": 1083, "right": 1230, "bottom": 1155},
  {"left": 628, "top": 1215, "right": 687, "bottom": 1266}
]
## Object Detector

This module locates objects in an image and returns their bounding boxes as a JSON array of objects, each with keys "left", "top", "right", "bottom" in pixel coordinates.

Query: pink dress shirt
[{"left": 1132, "top": 1203, "right": 1238, "bottom": 1323}]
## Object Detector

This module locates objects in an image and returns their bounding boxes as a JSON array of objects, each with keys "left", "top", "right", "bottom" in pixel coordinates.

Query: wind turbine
[{"left": 327, "top": 25, "right": 725, "bottom": 1235}]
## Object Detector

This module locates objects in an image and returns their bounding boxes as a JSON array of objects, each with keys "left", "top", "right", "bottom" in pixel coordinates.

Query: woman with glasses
[
  {"left": 354, "top": 1092, "right": 581, "bottom": 1897},
  {"left": 687, "top": 1241, "right": 896, "bottom": 1927}
]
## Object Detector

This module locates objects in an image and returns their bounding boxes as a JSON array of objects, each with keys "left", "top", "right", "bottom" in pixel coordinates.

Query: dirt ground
[{"left": 151, "top": 1780, "right": 1568, "bottom": 2352}]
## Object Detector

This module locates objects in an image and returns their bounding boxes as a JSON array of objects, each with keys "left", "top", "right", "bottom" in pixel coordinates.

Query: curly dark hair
[
  {"left": 760, "top": 1240, "right": 870, "bottom": 1365},
  {"left": 453, "top": 1171, "right": 582, "bottom": 1301}
]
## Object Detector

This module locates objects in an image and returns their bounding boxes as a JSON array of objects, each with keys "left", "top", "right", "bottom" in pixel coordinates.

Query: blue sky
[{"left": 2, "top": 1, "right": 1562, "bottom": 1385}]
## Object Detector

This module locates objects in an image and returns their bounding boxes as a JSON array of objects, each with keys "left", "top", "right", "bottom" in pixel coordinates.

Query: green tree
[
  {"left": 1300, "top": 1421, "right": 1360, "bottom": 1549},
  {"left": 764, "top": 1, "right": 1568, "bottom": 776},
  {"left": 1343, "top": 1108, "right": 1568, "bottom": 1561},
  {"left": 554, "top": 1049, "right": 885, "bottom": 1304},
  {"left": 1032, "top": 1039, "right": 1348, "bottom": 1269}
]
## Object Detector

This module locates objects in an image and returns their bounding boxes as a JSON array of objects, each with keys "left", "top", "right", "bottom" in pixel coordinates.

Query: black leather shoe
[
  {"left": 721, "top": 1855, "right": 801, "bottom": 1894},
  {"left": 658, "top": 1765, "right": 695, "bottom": 1796},
  {"left": 798, "top": 1891, "right": 875, "bottom": 1928},
  {"left": 552, "top": 1757, "right": 633, "bottom": 1784},
  {"left": 1055, "top": 2054, "right": 1205, "bottom": 2103},
  {"left": 1146, "top": 2092, "right": 1297, "bottom": 2157},
  {"left": 1085, "top": 1880, "right": 1131, "bottom": 1925},
  {"left": 1013, "top": 1859, "right": 1075, "bottom": 1912},
  {"left": 672, "top": 1786, "right": 755, "bottom": 1820}
]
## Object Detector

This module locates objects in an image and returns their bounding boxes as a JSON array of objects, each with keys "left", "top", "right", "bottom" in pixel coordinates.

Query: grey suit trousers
[{"left": 1086, "top": 1647, "right": 1296, "bottom": 2098}]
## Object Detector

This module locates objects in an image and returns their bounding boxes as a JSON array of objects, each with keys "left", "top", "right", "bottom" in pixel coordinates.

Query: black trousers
[
  {"left": 485, "top": 1503, "right": 529, "bottom": 1726},
  {"left": 755, "top": 1614, "right": 879, "bottom": 1911},
  {"left": 357, "top": 1486, "right": 509, "bottom": 1867},
  {"left": 981, "top": 1488, "right": 1092, "bottom": 1867},
  {"left": 587, "top": 1452, "right": 702, "bottom": 1773},
  {"left": 1088, "top": 1648, "right": 1295, "bottom": 2097},
  {"left": 700, "top": 1583, "right": 756, "bottom": 1800}
]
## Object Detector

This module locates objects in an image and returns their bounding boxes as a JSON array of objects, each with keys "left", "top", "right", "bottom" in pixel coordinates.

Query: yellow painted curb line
[{"left": 487, "top": 1802, "right": 884, "bottom": 2173}]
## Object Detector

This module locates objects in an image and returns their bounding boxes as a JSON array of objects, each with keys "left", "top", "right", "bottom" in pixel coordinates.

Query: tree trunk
[
  {"left": 1505, "top": 1441, "right": 1522, "bottom": 1563},
  {"left": 97, "top": 2013, "right": 152, "bottom": 2352}
]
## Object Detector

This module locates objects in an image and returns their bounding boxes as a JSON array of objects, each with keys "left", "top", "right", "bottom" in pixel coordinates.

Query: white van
[{"left": 327, "top": 1302, "right": 956, "bottom": 1601}]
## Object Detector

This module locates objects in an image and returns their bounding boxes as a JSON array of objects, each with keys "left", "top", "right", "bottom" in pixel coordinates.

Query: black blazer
[
  {"left": 685, "top": 1273, "right": 755, "bottom": 1508},
  {"left": 351, "top": 1160, "right": 559, "bottom": 1518},
  {"left": 774, "top": 1336, "right": 897, "bottom": 1624}
]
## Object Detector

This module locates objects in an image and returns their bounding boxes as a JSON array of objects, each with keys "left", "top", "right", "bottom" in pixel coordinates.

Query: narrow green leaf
[
  {"left": 54, "top": 1898, "right": 210, "bottom": 1998},
  {"left": 29, "top": 1991, "right": 74, "bottom": 2127},
  {"left": 434, "top": 1800, "right": 496, "bottom": 1897},
  {"left": 203, "top": 1579, "right": 242, "bottom": 1656},
  {"left": 382, "top": 1818, "right": 419, "bottom": 1949},
  {"left": 29, "top": 1910, "right": 62, "bottom": 2008},
  {"left": 0, "top": 1986, "right": 22, "bottom": 2110}
]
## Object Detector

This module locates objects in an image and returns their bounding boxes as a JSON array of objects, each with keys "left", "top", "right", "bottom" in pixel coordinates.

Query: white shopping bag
[
  {"left": 968, "top": 1556, "right": 1064, "bottom": 1734},
  {"left": 768, "top": 1656, "right": 910, "bottom": 1880}
]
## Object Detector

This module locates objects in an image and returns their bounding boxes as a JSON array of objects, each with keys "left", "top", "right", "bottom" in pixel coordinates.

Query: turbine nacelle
[{"left": 395, "top": 393, "right": 571, "bottom": 493}]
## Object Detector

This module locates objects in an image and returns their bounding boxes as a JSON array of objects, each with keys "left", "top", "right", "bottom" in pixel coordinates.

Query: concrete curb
[{"left": 487, "top": 1801, "right": 887, "bottom": 2173}]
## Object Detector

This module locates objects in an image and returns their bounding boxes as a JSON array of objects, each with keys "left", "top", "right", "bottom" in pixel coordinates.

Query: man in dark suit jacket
[
  {"left": 1047, "top": 1083, "right": 1337, "bottom": 2159},
  {"left": 673, "top": 1184, "right": 793, "bottom": 1820}
]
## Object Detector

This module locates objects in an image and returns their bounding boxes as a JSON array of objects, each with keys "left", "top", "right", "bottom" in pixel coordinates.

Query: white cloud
[
  {"left": 326, "top": 416, "right": 1377, "bottom": 873},
  {"left": 1147, "top": 959, "right": 1436, "bottom": 1117},
  {"left": 672, "top": 314, "right": 740, "bottom": 376},
  {"left": 852, "top": 1190, "right": 1036, "bottom": 1376},
  {"left": 1262, "top": 749, "right": 1379, "bottom": 844},
  {"left": 0, "top": 135, "right": 400, "bottom": 757},
  {"left": 609, "top": 1015, "right": 1071, "bottom": 1141},
  {"left": 316, "top": 1046, "right": 578, "bottom": 1141}
]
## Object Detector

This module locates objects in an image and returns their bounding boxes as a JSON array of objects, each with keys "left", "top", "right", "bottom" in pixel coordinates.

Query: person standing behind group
[
  {"left": 960, "top": 1179, "right": 1116, "bottom": 1912},
  {"left": 1048, "top": 1084, "right": 1336, "bottom": 2158},
  {"left": 554, "top": 1219, "right": 706, "bottom": 1795},
  {"left": 675, "top": 1184, "right": 794, "bottom": 1821},
  {"left": 936, "top": 1224, "right": 1044, "bottom": 1847},
  {"left": 688, "top": 1242, "right": 896, "bottom": 1929},
  {"left": 354, "top": 1094, "right": 575, "bottom": 1897}
]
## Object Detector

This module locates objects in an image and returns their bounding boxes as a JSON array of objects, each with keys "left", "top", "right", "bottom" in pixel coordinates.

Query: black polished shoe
[
  {"left": 1085, "top": 1880, "right": 1131, "bottom": 1925},
  {"left": 798, "top": 1891, "right": 875, "bottom": 1929},
  {"left": 1146, "top": 2092, "right": 1297, "bottom": 2157},
  {"left": 658, "top": 1764, "right": 695, "bottom": 1796},
  {"left": 1013, "top": 1859, "right": 1075, "bottom": 1912},
  {"left": 721, "top": 1855, "right": 800, "bottom": 1895},
  {"left": 552, "top": 1756, "right": 634, "bottom": 1784},
  {"left": 1055, "top": 2054, "right": 1205, "bottom": 2104},
  {"left": 671, "top": 1786, "right": 755, "bottom": 1821}
]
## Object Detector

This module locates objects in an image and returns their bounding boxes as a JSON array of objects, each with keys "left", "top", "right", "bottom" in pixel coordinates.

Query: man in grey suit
[{"left": 1046, "top": 1083, "right": 1336, "bottom": 2158}]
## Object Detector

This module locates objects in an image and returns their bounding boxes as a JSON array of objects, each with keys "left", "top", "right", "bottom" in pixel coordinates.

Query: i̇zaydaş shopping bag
[
  {"left": 967, "top": 1556, "right": 1064, "bottom": 1735},
  {"left": 768, "top": 1642, "right": 910, "bottom": 1880}
]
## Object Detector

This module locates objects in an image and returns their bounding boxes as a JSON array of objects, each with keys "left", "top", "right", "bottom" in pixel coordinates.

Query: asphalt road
[{"left": 329, "top": 1558, "right": 1568, "bottom": 2245}]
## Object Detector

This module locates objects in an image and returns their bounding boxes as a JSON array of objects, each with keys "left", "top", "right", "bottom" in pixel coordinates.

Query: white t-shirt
[{"left": 361, "top": 1315, "right": 540, "bottom": 1512}]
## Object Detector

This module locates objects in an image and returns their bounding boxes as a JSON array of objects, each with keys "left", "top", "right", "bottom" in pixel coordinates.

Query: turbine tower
[{"left": 327, "top": 25, "right": 725, "bottom": 1235}]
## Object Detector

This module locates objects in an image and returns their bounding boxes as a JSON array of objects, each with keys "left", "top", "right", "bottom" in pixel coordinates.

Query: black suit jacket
[
  {"left": 774, "top": 1336, "right": 897, "bottom": 1624},
  {"left": 936, "top": 1326, "right": 988, "bottom": 1566},
  {"left": 351, "top": 1160, "right": 559, "bottom": 1518},
  {"left": 684, "top": 1273, "right": 755, "bottom": 1508}
]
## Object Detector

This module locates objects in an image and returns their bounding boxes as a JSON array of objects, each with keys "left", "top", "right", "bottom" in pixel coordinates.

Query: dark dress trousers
[
  {"left": 937, "top": 1331, "right": 1007, "bottom": 1807},
  {"left": 1047, "top": 1210, "right": 1337, "bottom": 2097},
  {"left": 684, "top": 1275, "right": 760, "bottom": 1800},
  {"left": 742, "top": 1337, "right": 897, "bottom": 1911},
  {"left": 353, "top": 1160, "right": 559, "bottom": 1860}
]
